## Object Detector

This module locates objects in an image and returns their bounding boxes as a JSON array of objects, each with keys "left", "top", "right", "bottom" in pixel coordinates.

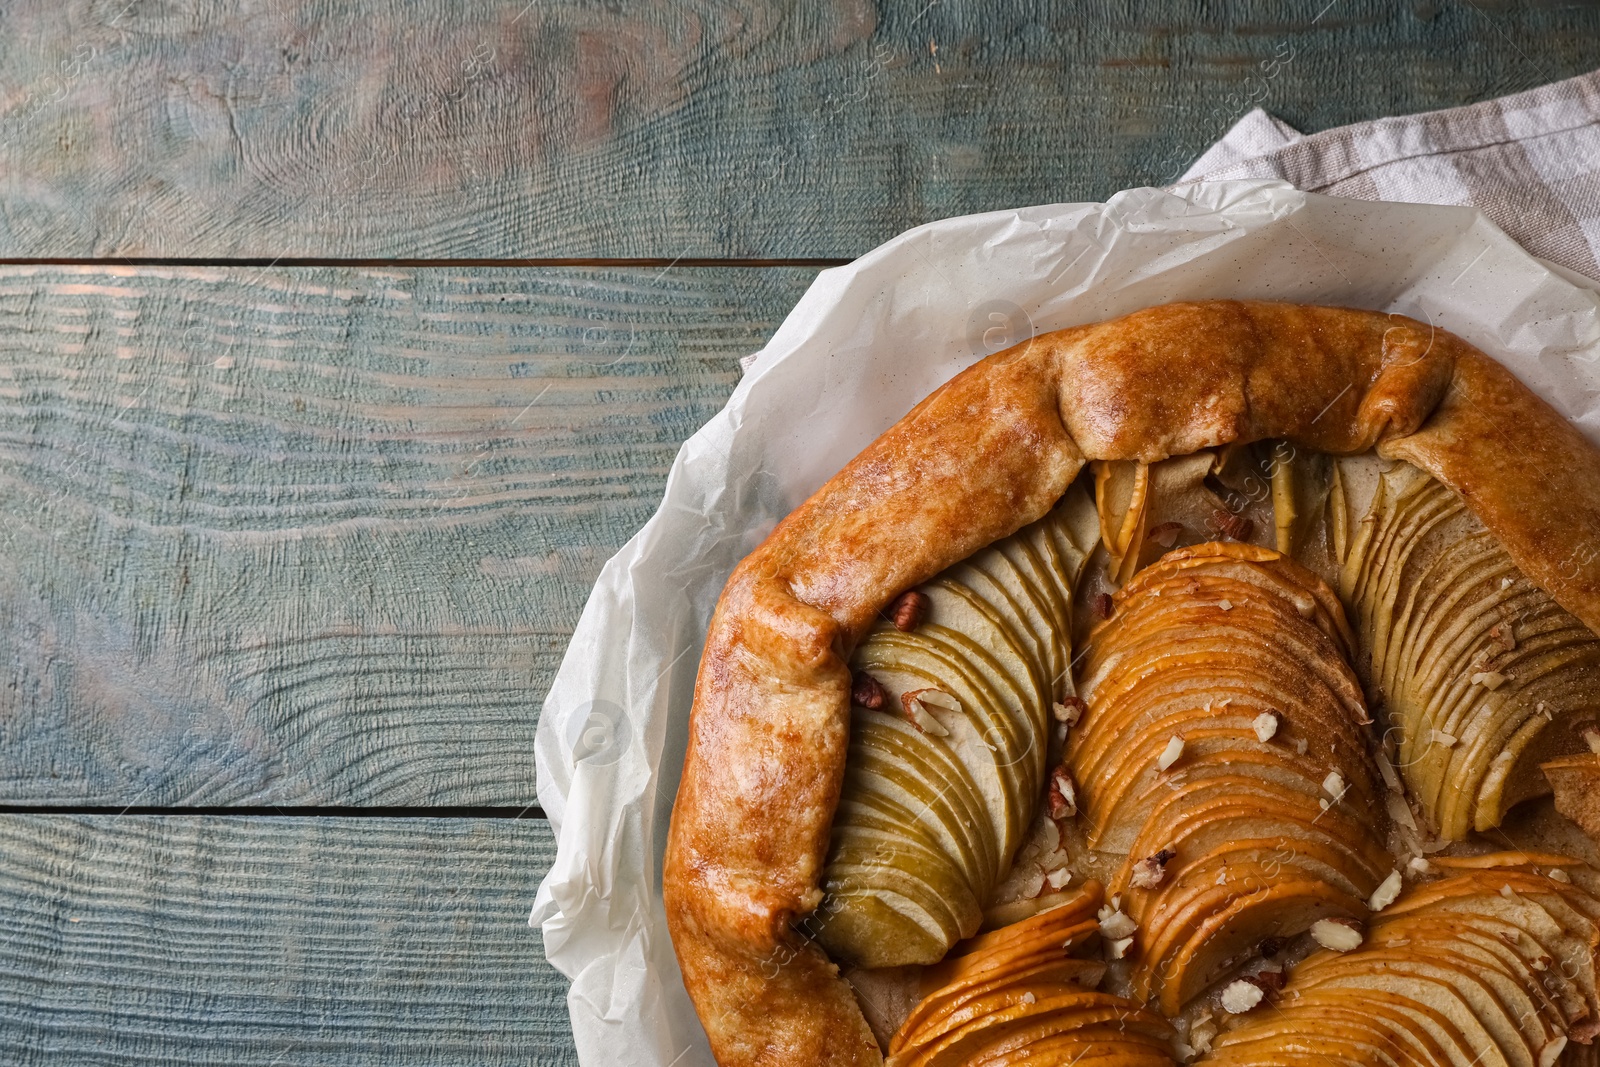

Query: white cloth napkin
[{"left": 1178, "top": 68, "right": 1600, "bottom": 282}]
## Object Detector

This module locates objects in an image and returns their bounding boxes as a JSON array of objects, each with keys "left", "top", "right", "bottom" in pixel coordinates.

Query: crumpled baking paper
[{"left": 530, "top": 179, "right": 1600, "bottom": 1067}]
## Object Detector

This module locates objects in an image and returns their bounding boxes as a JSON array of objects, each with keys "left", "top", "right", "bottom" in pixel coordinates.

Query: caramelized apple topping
[
  {"left": 888, "top": 883, "right": 1175, "bottom": 1067},
  {"left": 1066, "top": 543, "right": 1389, "bottom": 1015},
  {"left": 851, "top": 671, "right": 887, "bottom": 710},
  {"left": 1206, "top": 858, "right": 1600, "bottom": 1067}
]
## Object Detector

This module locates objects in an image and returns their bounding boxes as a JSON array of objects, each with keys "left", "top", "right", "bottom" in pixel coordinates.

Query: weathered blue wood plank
[
  {"left": 0, "top": 815, "right": 571, "bottom": 1066},
  {"left": 0, "top": 0, "right": 1593, "bottom": 258},
  {"left": 0, "top": 265, "right": 815, "bottom": 805}
]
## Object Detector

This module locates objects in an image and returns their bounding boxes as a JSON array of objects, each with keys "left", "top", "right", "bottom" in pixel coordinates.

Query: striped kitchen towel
[{"left": 1178, "top": 67, "right": 1600, "bottom": 281}]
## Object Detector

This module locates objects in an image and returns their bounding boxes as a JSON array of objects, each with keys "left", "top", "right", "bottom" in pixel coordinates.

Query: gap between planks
[
  {"left": 0, "top": 256, "right": 853, "bottom": 268},
  {"left": 0, "top": 804, "right": 551, "bottom": 818}
]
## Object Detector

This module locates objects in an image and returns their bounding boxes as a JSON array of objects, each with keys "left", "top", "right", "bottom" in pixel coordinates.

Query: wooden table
[{"left": 1, "top": 2, "right": 1595, "bottom": 1062}]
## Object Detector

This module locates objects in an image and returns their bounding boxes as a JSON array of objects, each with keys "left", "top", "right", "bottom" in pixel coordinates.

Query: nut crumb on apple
[
  {"left": 1368, "top": 869, "right": 1404, "bottom": 912},
  {"left": 1097, "top": 905, "right": 1137, "bottom": 941},
  {"left": 1220, "top": 979, "right": 1265, "bottom": 1014},
  {"left": 1252, "top": 711, "right": 1279, "bottom": 743},
  {"left": 901, "top": 690, "right": 951, "bottom": 735},
  {"left": 1053, "top": 697, "right": 1086, "bottom": 725},
  {"left": 1310, "top": 917, "right": 1365, "bottom": 951},
  {"left": 1048, "top": 769, "right": 1077, "bottom": 819},
  {"left": 914, "top": 688, "right": 960, "bottom": 712},
  {"left": 1469, "top": 670, "right": 1508, "bottom": 690}
]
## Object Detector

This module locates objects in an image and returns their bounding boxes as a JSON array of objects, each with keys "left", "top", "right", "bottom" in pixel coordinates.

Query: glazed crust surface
[{"left": 660, "top": 300, "right": 1600, "bottom": 1067}]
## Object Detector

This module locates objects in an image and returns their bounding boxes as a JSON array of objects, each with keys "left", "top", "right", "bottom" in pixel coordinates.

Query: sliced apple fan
[
  {"left": 1334, "top": 459, "right": 1600, "bottom": 842},
  {"left": 816, "top": 486, "right": 1100, "bottom": 967},
  {"left": 1207, "top": 856, "right": 1600, "bottom": 1067},
  {"left": 820, "top": 445, "right": 1600, "bottom": 1067},
  {"left": 1070, "top": 543, "right": 1391, "bottom": 1017}
]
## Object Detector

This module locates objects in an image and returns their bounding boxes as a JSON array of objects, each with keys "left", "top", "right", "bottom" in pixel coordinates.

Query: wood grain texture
[
  {"left": 0, "top": 0, "right": 1595, "bottom": 258},
  {"left": 0, "top": 264, "right": 814, "bottom": 805},
  {"left": 0, "top": 814, "right": 569, "bottom": 1066}
]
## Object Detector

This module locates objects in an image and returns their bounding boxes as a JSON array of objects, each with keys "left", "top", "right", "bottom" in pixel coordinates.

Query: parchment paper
[{"left": 530, "top": 179, "right": 1600, "bottom": 1067}]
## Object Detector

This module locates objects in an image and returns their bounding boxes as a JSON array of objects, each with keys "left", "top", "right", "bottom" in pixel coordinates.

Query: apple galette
[{"left": 662, "top": 301, "right": 1600, "bottom": 1067}]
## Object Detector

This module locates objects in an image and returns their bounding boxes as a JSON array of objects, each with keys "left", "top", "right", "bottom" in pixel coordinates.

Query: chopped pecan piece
[
  {"left": 851, "top": 671, "right": 887, "bottom": 710},
  {"left": 888, "top": 590, "right": 930, "bottom": 631},
  {"left": 1212, "top": 509, "right": 1255, "bottom": 542}
]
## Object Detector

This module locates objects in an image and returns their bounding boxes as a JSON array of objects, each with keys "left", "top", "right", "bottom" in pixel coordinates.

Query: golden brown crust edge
[{"left": 661, "top": 300, "right": 1600, "bottom": 1067}]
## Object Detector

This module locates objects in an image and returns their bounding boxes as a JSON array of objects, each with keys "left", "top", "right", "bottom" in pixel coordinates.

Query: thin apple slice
[
  {"left": 1119, "top": 818, "right": 1379, "bottom": 906},
  {"left": 830, "top": 793, "right": 976, "bottom": 903},
  {"left": 826, "top": 497, "right": 1094, "bottom": 968},
  {"left": 899, "top": 982, "right": 1103, "bottom": 1056},
  {"left": 1126, "top": 776, "right": 1390, "bottom": 898},
  {"left": 814, "top": 880, "right": 952, "bottom": 970},
  {"left": 819, "top": 724, "right": 995, "bottom": 965},
  {"left": 872, "top": 625, "right": 1037, "bottom": 775},
  {"left": 922, "top": 574, "right": 1050, "bottom": 737},
  {"left": 1064, "top": 542, "right": 1387, "bottom": 1015},
  {"left": 1375, "top": 917, "right": 1562, "bottom": 1058},
  {"left": 900, "top": 885, "right": 1103, "bottom": 996},
  {"left": 843, "top": 719, "right": 989, "bottom": 886},
  {"left": 1030, "top": 481, "right": 1100, "bottom": 600},
  {"left": 926, "top": 905, "right": 1103, "bottom": 996},
  {"left": 1381, "top": 942, "right": 1551, "bottom": 1066},
  {"left": 845, "top": 720, "right": 993, "bottom": 890},
  {"left": 1287, "top": 967, "right": 1496, "bottom": 1067},
  {"left": 891, "top": 887, "right": 1115, "bottom": 1060},
  {"left": 1094, "top": 459, "right": 1151, "bottom": 588},
  {"left": 852, "top": 710, "right": 999, "bottom": 886},
  {"left": 1099, "top": 743, "right": 1377, "bottom": 859},
  {"left": 823, "top": 839, "right": 975, "bottom": 957},
  {"left": 955, "top": 549, "right": 1061, "bottom": 703},
  {"left": 1071, "top": 667, "right": 1369, "bottom": 798},
  {"left": 992, "top": 535, "right": 1073, "bottom": 697},
  {"left": 971, "top": 1026, "right": 1176, "bottom": 1067}
]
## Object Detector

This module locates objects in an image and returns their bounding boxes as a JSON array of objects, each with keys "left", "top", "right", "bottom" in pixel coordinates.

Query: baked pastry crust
[{"left": 661, "top": 300, "right": 1600, "bottom": 1067}]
